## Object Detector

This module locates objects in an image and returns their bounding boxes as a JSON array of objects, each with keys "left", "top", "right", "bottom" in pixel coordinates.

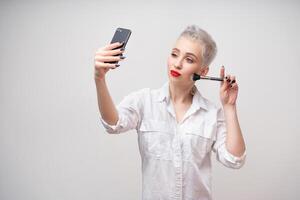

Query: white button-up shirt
[{"left": 101, "top": 82, "right": 246, "bottom": 200}]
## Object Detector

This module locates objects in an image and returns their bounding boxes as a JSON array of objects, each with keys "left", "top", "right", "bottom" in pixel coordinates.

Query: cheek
[
  {"left": 183, "top": 64, "right": 199, "bottom": 75},
  {"left": 167, "top": 57, "right": 173, "bottom": 68}
]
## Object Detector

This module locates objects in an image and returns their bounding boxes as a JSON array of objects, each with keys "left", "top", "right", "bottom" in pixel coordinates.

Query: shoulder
[{"left": 118, "top": 87, "right": 160, "bottom": 110}]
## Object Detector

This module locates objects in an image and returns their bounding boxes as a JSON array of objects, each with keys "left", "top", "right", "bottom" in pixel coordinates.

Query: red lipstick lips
[{"left": 170, "top": 70, "right": 181, "bottom": 77}]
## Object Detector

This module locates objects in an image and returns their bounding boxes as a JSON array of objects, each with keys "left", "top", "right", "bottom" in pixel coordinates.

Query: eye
[
  {"left": 186, "top": 57, "right": 194, "bottom": 63},
  {"left": 171, "top": 53, "right": 177, "bottom": 57}
]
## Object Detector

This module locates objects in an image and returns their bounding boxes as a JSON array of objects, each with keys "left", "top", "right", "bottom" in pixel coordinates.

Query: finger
[
  {"left": 230, "top": 82, "right": 239, "bottom": 90},
  {"left": 220, "top": 66, "right": 225, "bottom": 79},
  {"left": 228, "top": 75, "right": 236, "bottom": 88},
  {"left": 100, "top": 48, "right": 125, "bottom": 56},
  {"left": 95, "top": 61, "right": 118, "bottom": 69},
  {"left": 225, "top": 75, "right": 234, "bottom": 87},
  {"left": 220, "top": 74, "right": 231, "bottom": 92},
  {"left": 230, "top": 76, "right": 236, "bottom": 84},
  {"left": 226, "top": 74, "right": 232, "bottom": 82},
  {"left": 95, "top": 55, "right": 125, "bottom": 63},
  {"left": 220, "top": 66, "right": 225, "bottom": 86},
  {"left": 225, "top": 74, "right": 231, "bottom": 85},
  {"left": 103, "top": 42, "right": 123, "bottom": 50},
  {"left": 221, "top": 79, "right": 229, "bottom": 92}
]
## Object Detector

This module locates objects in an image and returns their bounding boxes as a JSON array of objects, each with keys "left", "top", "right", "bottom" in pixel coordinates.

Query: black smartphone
[{"left": 108, "top": 27, "right": 131, "bottom": 64}]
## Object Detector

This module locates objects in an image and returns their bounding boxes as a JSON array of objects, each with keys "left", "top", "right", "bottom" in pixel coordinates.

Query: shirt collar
[
  {"left": 156, "top": 82, "right": 170, "bottom": 102},
  {"left": 156, "top": 81, "right": 208, "bottom": 111}
]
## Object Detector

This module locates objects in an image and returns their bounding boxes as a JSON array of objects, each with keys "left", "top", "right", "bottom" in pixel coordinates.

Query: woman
[{"left": 94, "top": 25, "right": 246, "bottom": 200}]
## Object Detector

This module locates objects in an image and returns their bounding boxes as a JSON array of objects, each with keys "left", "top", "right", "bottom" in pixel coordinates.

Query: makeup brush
[{"left": 192, "top": 73, "right": 224, "bottom": 82}]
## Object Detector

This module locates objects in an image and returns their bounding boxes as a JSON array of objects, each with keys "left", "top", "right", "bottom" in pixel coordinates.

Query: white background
[{"left": 0, "top": 0, "right": 299, "bottom": 199}]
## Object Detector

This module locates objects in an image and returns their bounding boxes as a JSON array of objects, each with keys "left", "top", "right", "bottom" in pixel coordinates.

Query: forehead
[{"left": 173, "top": 36, "right": 202, "bottom": 57}]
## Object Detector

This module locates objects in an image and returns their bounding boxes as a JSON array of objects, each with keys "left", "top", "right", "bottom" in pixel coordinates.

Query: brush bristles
[{"left": 192, "top": 73, "right": 200, "bottom": 81}]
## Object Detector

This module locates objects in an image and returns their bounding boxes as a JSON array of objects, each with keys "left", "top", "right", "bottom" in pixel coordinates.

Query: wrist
[
  {"left": 95, "top": 76, "right": 106, "bottom": 85},
  {"left": 222, "top": 104, "right": 237, "bottom": 112}
]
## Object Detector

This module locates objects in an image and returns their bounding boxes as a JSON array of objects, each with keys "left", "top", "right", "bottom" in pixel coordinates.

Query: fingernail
[
  {"left": 120, "top": 47, "right": 125, "bottom": 51},
  {"left": 231, "top": 80, "right": 236, "bottom": 84},
  {"left": 230, "top": 85, "right": 233, "bottom": 88},
  {"left": 115, "top": 64, "right": 120, "bottom": 67},
  {"left": 227, "top": 79, "right": 231, "bottom": 82},
  {"left": 225, "top": 76, "right": 228, "bottom": 80},
  {"left": 120, "top": 56, "right": 126, "bottom": 59}
]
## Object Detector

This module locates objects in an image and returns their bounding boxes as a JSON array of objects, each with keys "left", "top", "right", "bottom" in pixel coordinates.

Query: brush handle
[
  {"left": 201, "top": 76, "right": 223, "bottom": 81},
  {"left": 192, "top": 73, "right": 224, "bottom": 82}
]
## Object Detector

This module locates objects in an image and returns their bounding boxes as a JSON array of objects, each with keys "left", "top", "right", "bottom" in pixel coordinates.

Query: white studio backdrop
[{"left": 0, "top": 0, "right": 299, "bottom": 199}]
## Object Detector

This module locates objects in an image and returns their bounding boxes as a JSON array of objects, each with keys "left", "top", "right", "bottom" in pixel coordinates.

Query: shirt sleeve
[
  {"left": 212, "top": 107, "right": 247, "bottom": 169},
  {"left": 100, "top": 89, "right": 144, "bottom": 134}
]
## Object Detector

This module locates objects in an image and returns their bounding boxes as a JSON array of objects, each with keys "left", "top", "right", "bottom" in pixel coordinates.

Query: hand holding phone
[
  {"left": 107, "top": 27, "right": 131, "bottom": 64},
  {"left": 94, "top": 27, "right": 131, "bottom": 80}
]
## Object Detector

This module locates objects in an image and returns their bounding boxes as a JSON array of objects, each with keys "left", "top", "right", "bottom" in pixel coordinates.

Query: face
[{"left": 167, "top": 36, "right": 209, "bottom": 87}]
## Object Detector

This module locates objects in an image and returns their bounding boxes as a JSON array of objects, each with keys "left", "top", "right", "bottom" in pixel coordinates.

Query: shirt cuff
[
  {"left": 100, "top": 116, "right": 122, "bottom": 134},
  {"left": 222, "top": 145, "right": 247, "bottom": 164}
]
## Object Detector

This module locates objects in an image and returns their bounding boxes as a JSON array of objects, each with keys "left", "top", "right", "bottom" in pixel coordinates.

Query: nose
[
  {"left": 174, "top": 59, "right": 183, "bottom": 70},
  {"left": 174, "top": 64, "right": 182, "bottom": 70}
]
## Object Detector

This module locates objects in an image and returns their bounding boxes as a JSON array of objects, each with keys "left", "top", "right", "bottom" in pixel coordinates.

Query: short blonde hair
[{"left": 180, "top": 25, "right": 217, "bottom": 67}]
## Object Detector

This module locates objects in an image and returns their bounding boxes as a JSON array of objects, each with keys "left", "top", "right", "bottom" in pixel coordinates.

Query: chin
[{"left": 169, "top": 76, "right": 189, "bottom": 87}]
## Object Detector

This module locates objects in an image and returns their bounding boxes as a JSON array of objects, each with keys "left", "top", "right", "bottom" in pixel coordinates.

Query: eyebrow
[{"left": 172, "top": 48, "right": 199, "bottom": 61}]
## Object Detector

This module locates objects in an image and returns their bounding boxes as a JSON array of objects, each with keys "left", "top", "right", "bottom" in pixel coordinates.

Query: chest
[
  {"left": 137, "top": 118, "right": 216, "bottom": 162},
  {"left": 173, "top": 103, "right": 191, "bottom": 124}
]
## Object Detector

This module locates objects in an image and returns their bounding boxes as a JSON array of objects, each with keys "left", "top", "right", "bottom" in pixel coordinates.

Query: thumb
[
  {"left": 220, "top": 65, "right": 225, "bottom": 78},
  {"left": 220, "top": 66, "right": 225, "bottom": 87}
]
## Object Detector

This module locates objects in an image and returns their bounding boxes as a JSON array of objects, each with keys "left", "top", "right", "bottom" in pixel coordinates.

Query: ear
[{"left": 198, "top": 66, "right": 209, "bottom": 76}]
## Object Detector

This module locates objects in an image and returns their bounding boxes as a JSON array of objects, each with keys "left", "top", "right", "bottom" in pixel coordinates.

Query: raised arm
[
  {"left": 219, "top": 66, "right": 246, "bottom": 157},
  {"left": 94, "top": 42, "right": 125, "bottom": 125}
]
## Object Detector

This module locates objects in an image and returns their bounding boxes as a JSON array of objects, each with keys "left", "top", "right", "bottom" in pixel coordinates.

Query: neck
[{"left": 169, "top": 82, "right": 194, "bottom": 104}]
